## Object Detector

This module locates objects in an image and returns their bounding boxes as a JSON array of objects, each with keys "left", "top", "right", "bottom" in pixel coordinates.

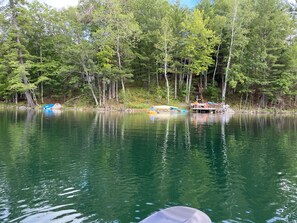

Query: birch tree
[
  {"left": 222, "top": 0, "right": 238, "bottom": 102},
  {"left": 156, "top": 15, "right": 176, "bottom": 104}
]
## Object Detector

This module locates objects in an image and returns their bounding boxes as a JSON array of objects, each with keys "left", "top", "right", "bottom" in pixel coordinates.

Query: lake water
[{"left": 0, "top": 110, "right": 297, "bottom": 223}]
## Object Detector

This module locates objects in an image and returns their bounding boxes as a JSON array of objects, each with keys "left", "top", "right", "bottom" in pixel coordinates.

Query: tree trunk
[
  {"left": 174, "top": 72, "right": 177, "bottom": 100},
  {"left": 82, "top": 64, "right": 98, "bottom": 106},
  {"left": 112, "top": 81, "right": 115, "bottom": 99},
  {"left": 222, "top": 0, "right": 238, "bottom": 102},
  {"left": 164, "top": 60, "right": 170, "bottom": 105},
  {"left": 116, "top": 36, "right": 125, "bottom": 95},
  {"left": 97, "top": 77, "right": 102, "bottom": 106},
  {"left": 40, "top": 46, "right": 44, "bottom": 104},
  {"left": 41, "top": 82, "right": 44, "bottom": 104},
  {"left": 163, "top": 30, "right": 170, "bottom": 105},
  {"left": 204, "top": 72, "right": 207, "bottom": 90},
  {"left": 121, "top": 78, "right": 125, "bottom": 95},
  {"left": 212, "top": 43, "right": 221, "bottom": 86},
  {"left": 179, "top": 59, "right": 184, "bottom": 91},
  {"left": 108, "top": 83, "right": 111, "bottom": 100},
  {"left": 102, "top": 80, "right": 106, "bottom": 105},
  {"left": 89, "top": 80, "right": 98, "bottom": 106},
  {"left": 240, "top": 94, "right": 243, "bottom": 110},
  {"left": 185, "top": 68, "right": 192, "bottom": 103},
  {"left": 10, "top": 0, "right": 35, "bottom": 108},
  {"left": 116, "top": 80, "right": 119, "bottom": 102},
  {"left": 179, "top": 73, "right": 184, "bottom": 92},
  {"left": 156, "top": 61, "right": 159, "bottom": 87},
  {"left": 260, "top": 94, "right": 266, "bottom": 108},
  {"left": 188, "top": 73, "right": 193, "bottom": 103},
  {"left": 164, "top": 49, "right": 170, "bottom": 104},
  {"left": 245, "top": 93, "right": 249, "bottom": 107},
  {"left": 15, "top": 93, "right": 18, "bottom": 104},
  {"left": 185, "top": 74, "right": 189, "bottom": 102},
  {"left": 21, "top": 73, "right": 35, "bottom": 108},
  {"left": 31, "top": 88, "right": 39, "bottom": 106}
]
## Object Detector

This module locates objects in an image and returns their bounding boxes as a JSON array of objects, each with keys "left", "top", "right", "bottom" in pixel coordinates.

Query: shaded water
[{"left": 0, "top": 110, "right": 297, "bottom": 222}]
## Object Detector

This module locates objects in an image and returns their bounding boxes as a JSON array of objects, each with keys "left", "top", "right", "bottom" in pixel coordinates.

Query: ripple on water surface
[
  {"left": 12, "top": 203, "right": 88, "bottom": 223},
  {"left": 1, "top": 112, "right": 297, "bottom": 223}
]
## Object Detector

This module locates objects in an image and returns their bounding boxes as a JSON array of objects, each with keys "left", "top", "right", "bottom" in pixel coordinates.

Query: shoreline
[{"left": 0, "top": 103, "right": 296, "bottom": 115}]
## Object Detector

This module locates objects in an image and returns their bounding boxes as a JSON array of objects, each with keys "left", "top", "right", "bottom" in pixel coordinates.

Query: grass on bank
[
  {"left": 1, "top": 85, "right": 297, "bottom": 114},
  {"left": 60, "top": 86, "right": 190, "bottom": 110}
]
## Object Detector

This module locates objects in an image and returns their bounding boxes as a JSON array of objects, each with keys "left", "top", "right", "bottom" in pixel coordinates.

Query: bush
[{"left": 205, "top": 85, "right": 221, "bottom": 102}]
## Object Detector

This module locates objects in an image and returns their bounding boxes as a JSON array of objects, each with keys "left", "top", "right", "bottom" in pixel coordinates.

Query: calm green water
[{"left": 0, "top": 110, "right": 297, "bottom": 223}]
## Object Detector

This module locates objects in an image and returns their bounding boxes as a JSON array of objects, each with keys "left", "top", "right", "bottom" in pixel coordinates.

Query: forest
[{"left": 0, "top": 0, "right": 297, "bottom": 109}]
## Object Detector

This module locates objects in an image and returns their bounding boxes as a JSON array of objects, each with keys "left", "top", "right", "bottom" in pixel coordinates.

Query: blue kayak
[{"left": 43, "top": 104, "right": 55, "bottom": 110}]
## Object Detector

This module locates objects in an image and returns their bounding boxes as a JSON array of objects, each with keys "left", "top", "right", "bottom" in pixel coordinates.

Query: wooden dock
[{"left": 192, "top": 107, "right": 218, "bottom": 113}]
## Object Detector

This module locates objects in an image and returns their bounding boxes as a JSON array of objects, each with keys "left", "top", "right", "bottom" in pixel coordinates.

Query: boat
[
  {"left": 43, "top": 103, "right": 62, "bottom": 110},
  {"left": 149, "top": 105, "right": 188, "bottom": 114},
  {"left": 139, "top": 206, "right": 211, "bottom": 223},
  {"left": 43, "top": 104, "right": 54, "bottom": 110}
]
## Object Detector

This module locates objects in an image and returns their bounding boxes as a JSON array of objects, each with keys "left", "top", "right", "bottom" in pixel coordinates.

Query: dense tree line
[{"left": 0, "top": 0, "right": 296, "bottom": 108}]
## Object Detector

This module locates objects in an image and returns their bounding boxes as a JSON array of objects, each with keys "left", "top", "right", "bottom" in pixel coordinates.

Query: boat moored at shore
[
  {"left": 149, "top": 105, "right": 188, "bottom": 114},
  {"left": 43, "top": 103, "right": 62, "bottom": 110}
]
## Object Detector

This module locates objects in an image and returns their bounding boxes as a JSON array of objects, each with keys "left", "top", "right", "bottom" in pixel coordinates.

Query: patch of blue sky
[{"left": 169, "top": 0, "right": 200, "bottom": 8}]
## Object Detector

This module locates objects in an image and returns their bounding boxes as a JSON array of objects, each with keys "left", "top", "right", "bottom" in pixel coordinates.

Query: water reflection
[
  {"left": 0, "top": 111, "right": 296, "bottom": 222},
  {"left": 149, "top": 112, "right": 187, "bottom": 122},
  {"left": 191, "top": 113, "right": 233, "bottom": 127},
  {"left": 12, "top": 204, "right": 87, "bottom": 223},
  {"left": 43, "top": 109, "right": 62, "bottom": 118}
]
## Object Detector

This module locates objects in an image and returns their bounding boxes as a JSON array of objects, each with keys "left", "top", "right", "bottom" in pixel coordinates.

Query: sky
[{"left": 170, "top": 0, "right": 199, "bottom": 8}]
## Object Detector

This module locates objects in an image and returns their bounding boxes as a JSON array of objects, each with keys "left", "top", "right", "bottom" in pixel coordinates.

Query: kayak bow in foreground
[{"left": 139, "top": 206, "right": 211, "bottom": 223}]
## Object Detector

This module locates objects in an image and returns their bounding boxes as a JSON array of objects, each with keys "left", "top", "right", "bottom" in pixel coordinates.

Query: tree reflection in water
[{"left": 0, "top": 111, "right": 297, "bottom": 222}]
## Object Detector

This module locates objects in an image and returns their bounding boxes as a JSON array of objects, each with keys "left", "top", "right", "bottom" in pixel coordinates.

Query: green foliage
[
  {"left": 0, "top": 0, "right": 296, "bottom": 108},
  {"left": 205, "top": 85, "right": 221, "bottom": 102},
  {"left": 182, "top": 9, "right": 219, "bottom": 75},
  {"left": 8, "top": 64, "right": 36, "bottom": 92}
]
